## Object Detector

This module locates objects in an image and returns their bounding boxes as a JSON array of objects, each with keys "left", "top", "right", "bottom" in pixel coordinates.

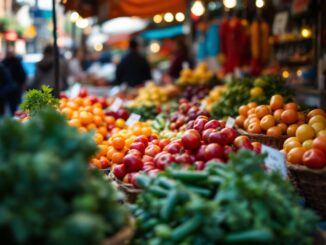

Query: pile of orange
[
  {"left": 235, "top": 95, "right": 305, "bottom": 137},
  {"left": 90, "top": 122, "right": 156, "bottom": 169}
]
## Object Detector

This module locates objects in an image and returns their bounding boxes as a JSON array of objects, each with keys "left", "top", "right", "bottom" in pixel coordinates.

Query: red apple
[
  {"left": 195, "top": 145, "right": 207, "bottom": 161},
  {"left": 117, "top": 108, "right": 129, "bottom": 120},
  {"left": 159, "top": 139, "right": 170, "bottom": 149},
  {"left": 205, "top": 143, "right": 224, "bottom": 160},
  {"left": 151, "top": 139, "right": 160, "bottom": 145},
  {"left": 130, "top": 142, "right": 146, "bottom": 154},
  {"left": 128, "top": 149, "right": 142, "bottom": 159},
  {"left": 129, "top": 172, "right": 140, "bottom": 188},
  {"left": 202, "top": 128, "right": 214, "bottom": 143},
  {"left": 145, "top": 144, "right": 161, "bottom": 157},
  {"left": 100, "top": 158, "right": 109, "bottom": 169},
  {"left": 208, "top": 131, "right": 228, "bottom": 146},
  {"left": 154, "top": 152, "right": 175, "bottom": 170},
  {"left": 142, "top": 164, "right": 155, "bottom": 173},
  {"left": 196, "top": 115, "right": 209, "bottom": 121},
  {"left": 221, "top": 128, "right": 238, "bottom": 145},
  {"left": 142, "top": 155, "right": 154, "bottom": 163},
  {"left": 204, "top": 120, "right": 221, "bottom": 130},
  {"left": 59, "top": 92, "right": 68, "bottom": 99},
  {"left": 194, "top": 161, "right": 206, "bottom": 171},
  {"left": 252, "top": 142, "right": 262, "bottom": 154},
  {"left": 148, "top": 135, "right": 158, "bottom": 142},
  {"left": 170, "top": 122, "right": 177, "bottom": 131},
  {"left": 193, "top": 119, "right": 207, "bottom": 133},
  {"left": 234, "top": 136, "right": 251, "bottom": 149},
  {"left": 106, "top": 111, "right": 118, "bottom": 119},
  {"left": 181, "top": 129, "right": 201, "bottom": 150},
  {"left": 134, "top": 136, "right": 149, "bottom": 147},
  {"left": 123, "top": 154, "right": 143, "bottom": 172},
  {"left": 164, "top": 142, "right": 182, "bottom": 154},
  {"left": 206, "top": 158, "right": 224, "bottom": 165},
  {"left": 99, "top": 97, "right": 108, "bottom": 108},
  {"left": 219, "top": 120, "right": 226, "bottom": 128},
  {"left": 78, "top": 88, "right": 88, "bottom": 98},
  {"left": 180, "top": 102, "right": 191, "bottom": 113},
  {"left": 223, "top": 145, "right": 233, "bottom": 160},
  {"left": 303, "top": 148, "right": 326, "bottom": 169},
  {"left": 113, "top": 164, "right": 126, "bottom": 179},
  {"left": 186, "top": 120, "right": 195, "bottom": 129},
  {"left": 175, "top": 153, "right": 193, "bottom": 164},
  {"left": 89, "top": 96, "right": 99, "bottom": 105}
]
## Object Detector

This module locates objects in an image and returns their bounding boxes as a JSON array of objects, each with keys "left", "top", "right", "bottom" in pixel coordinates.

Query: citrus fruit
[
  {"left": 281, "top": 109, "right": 298, "bottom": 124},
  {"left": 307, "top": 109, "right": 326, "bottom": 119},
  {"left": 287, "top": 147, "right": 306, "bottom": 165},
  {"left": 286, "top": 124, "right": 299, "bottom": 137},
  {"left": 250, "top": 87, "right": 264, "bottom": 98},
  {"left": 296, "top": 124, "right": 315, "bottom": 143},
  {"left": 266, "top": 126, "right": 282, "bottom": 137},
  {"left": 260, "top": 115, "right": 275, "bottom": 131},
  {"left": 270, "top": 95, "right": 284, "bottom": 110}
]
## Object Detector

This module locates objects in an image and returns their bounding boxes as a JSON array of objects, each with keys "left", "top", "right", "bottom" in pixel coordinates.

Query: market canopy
[
  {"left": 61, "top": 0, "right": 187, "bottom": 19},
  {"left": 141, "top": 25, "right": 188, "bottom": 40}
]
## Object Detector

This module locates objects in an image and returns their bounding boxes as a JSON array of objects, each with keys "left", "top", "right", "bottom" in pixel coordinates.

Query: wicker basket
[
  {"left": 102, "top": 217, "right": 135, "bottom": 245},
  {"left": 237, "top": 129, "right": 288, "bottom": 149},
  {"left": 287, "top": 162, "right": 326, "bottom": 218},
  {"left": 109, "top": 172, "right": 142, "bottom": 203}
]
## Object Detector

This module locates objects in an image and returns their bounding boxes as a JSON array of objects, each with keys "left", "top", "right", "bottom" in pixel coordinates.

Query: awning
[{"left": 141, "top": 25, "right": 188, "bottom": 40}]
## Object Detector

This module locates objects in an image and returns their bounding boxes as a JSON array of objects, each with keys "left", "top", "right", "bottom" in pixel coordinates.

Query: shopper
[
  {"left": 68, "top": 48, "right": 85, "bottom": 85},
  {"left": 168, "top": 39, "right": 192, "bottom": 80},
  {"left": 2, "top": 48, "right": 26, "bottom": 114},
  {"left": 0, "top": 63, "right": 14, "bottom": 116},
  {"left": 34, "top": 45, "right": 68, "bottom": 91},
  {"left": 115, "top": 39, "right": 151, "bottom": 87}
]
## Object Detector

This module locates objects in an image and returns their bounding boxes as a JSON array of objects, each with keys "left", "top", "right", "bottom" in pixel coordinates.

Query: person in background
[
  {"left": 68, "top": 48, "right": 85, "bottom": 85},
  {"left": 115, "top": 39, "right": 151, "bottom": 87},
  {"left": 168, "top": 39, "right": 193, "bottom": 80},
  {"left": 2, "top": 48, "right": 26, "bottom": 114},
  {"left": 34, "top": 45, "right": 68, "bottom": 91},
  {"left": 0, "top": 63, "right": 14, "bottom": 116}
]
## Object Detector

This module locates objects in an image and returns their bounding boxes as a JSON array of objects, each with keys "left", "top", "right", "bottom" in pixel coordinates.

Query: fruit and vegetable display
[
  {"left": 0, "top": 109, "right": 129, "bottom": 244},
  {"left": 131, "top": 150, "right": 318, "bottom": 245},
  {"left": 236, "top": 95, "right": 305, "bottom": 137},
  {"left": 202, "top": 85, "right": 226, "bottom": 112},
  {"left": 283, "top": 109, "right": 326, "bottom": 169},
  {"left": 177, "top": 62, "right": 213, "bottom": 86},
  {"left": 211, "top": 76, "right": 292, "bottom": 118},
  {"left": 180, "top": 85, "right": 210, "bottom": 102}
]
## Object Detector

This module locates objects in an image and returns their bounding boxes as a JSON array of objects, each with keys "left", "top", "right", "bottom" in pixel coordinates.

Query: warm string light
[
  {"left": 191, "top": 1, "right": 205, "bottom": 17},
  {"left": 223, "top": 0, "right": 236, "bottom": 9}
]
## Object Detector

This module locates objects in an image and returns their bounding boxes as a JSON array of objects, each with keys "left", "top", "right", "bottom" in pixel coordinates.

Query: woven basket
[
  {"left": 237, "top": 129, "right": 288, "bottom": 149},
  {"left": 102, "top": 217, "right": 135, "bottom": 245},
  {"left": 287, "top": 162, "right": 326, "bottom": 218},
  {"left": 109, "top": 172, "right": 142, "bottom": 203}
]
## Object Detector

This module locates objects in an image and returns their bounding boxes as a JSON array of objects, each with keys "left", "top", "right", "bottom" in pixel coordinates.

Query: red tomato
[{"left": 302, "top": 148, "right": 326, "bottom": 169}]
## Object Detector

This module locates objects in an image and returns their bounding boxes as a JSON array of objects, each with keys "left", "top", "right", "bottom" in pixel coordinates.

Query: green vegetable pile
[
  {"left": 131, "top": 150, "right": 318, "bottom": 245},
  {"left": 20, "top": 85, "right": 59, "bottom": 116},
  {"left": 0, "top": 109, "right": 128, "bottom": 244},
  {"left": 128, "top": 104, "right": 160, "bottom": 121},
  {"left": 211, "top": 76, "right": 293, "bottom": 118}
]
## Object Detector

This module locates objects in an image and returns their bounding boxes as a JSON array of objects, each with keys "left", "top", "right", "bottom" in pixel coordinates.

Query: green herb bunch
[
  {"left": 0, "top": 109, "right": 128, "bottom": 245},
  {"left": 131, "top": 150, "right": 318, "bottom": 245},
  {"left": 20, "top": 86, "right": 59, "bottom": 116}
]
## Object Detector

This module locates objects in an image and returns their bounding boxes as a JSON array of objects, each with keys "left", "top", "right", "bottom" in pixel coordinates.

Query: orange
[
  {"left": 87, "top": 123, "right": 97, "bottom": 131},
  {"left": 284, "top": 137, "right": 300, "bottom": 147},
  {"left": 270, "top": 95, "right": 284, "bottom": 110},
  {"left": 307, "top": 109, "right": 326, "bottom": 119},
  {"left": 67, "top": 101, "right": 79, "bottom": 110},
  {"left": 80, "top": 111, "right": 94, "bottom": 125},
  {"left": 248, "top": 113, "right": 258, "bottom": 119},
  {"left": 125, "top": 138, "right": 134, "bottom": 147},
  {"left": 248, "top": 102, "right": 257, "bottom": 109},
  {"left": 295, "top": 124, "right": 315, "bottom": 143},
  {"left": 248, "top": 117, "right": 260, "bottom": 125},
  {"left": 239, "top": 105, "right": 249, "bottom": 117},
  {"left": 273, "top": 109, "right": 284, "bottom": 123},
  {"left": 111, "top": 151, "right": 124, "bottom": 164},
  {"left": 297, "top": 112, "right": 305, "bottom": 124},
  {"left": 74, "top": 97, "right": 84, "bottom": 106},
  {"left": 61, "top": 107, "right": 73, "bottom": 119},
  {"left": 93, "top": 107, "right": 104, "bottom": 116},
  {"left": 284, "top": 140, "right": 302, "bottom": 152},
  {"left": 133, "top": 126, "right": 142, "bottom": 136},
  {"left": 247, "top": 123, "right": 262, "bottom": 134},
  {"left": 277, "top": 123, "right": 287, "bottom": 134},
  {"left": 308, "top": 115, "right": 326, "bottom": 126},
  {"left": 311, "top": 122, "right": 326, "bottom": 133},
  {"left": 255, "top": 105, "right": 271, "bottom": 119},
  {"left": 286, "top": 124, "right": 299, "bottom": 137},
  {"left": 266, "top": 126, "right": 282, "bottom": 137},
  {"left": 142, "top": 127, "right": 152, "bottom": 137},
  {"left": 260, "top": 115, "right": 275, "bottom": 131},
  {"left": 98, "top": 126, "right": 108, "bottom": 137},
  {"left": 69, "top": 118, "right": 81, "bottom": 128},
  {"left": 318, "top": 130, "right": 326, "bottom": 137},
  {"left": 93, "top": 115, "right": 103, "bottom": 127},
  {"left": 93, "top": 133, "right": 104, "bottom": 144},
  {"left": 247, "top": 108, "right": 256, "bottom": 115},
  {"left": 78, "top": 127, "right": 88, "bottom": 133},
  {"left": 98, "top": 145, "right": 109, "bottom": 157},
  {"left": 116, "top": 118, "right": 126, "bottom": 128},
  {"left": 287, "top": 147, "right": 306, "bottom": 165},
  {"left": 105, "top": 116, "right": 116, "bottom": 124},
  {"left": 91, "top": 159, "right": 101, "bottom": 169},
  {"left": 107, "top": 147, "right": 116, "bottom": 160},
  {"left": 235, "top": 115, "right": 246, "bottom": 128},
  {"left": 112, "top": 136, "right": 125, "bottom": 150},
  {"left": 243, "top": 118, "right": 250, "bottom": 129},
  {"left": 284, "top": 102, "right": 298, "bottom": 111},
  {"left": 281, "top": 109, "right": 298, "bottom": 124}
]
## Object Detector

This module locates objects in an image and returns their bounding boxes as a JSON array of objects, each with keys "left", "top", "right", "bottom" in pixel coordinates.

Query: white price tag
[
  {"left": 262, "top": 144, "right": 287, "bottom": 179},
  {"left": 225, "top": 117, "right": 235, "bottom": 128},
  {"left": 110, "top": 98, "right": 123, "bottom": 112},
  {"left": 126, "top": 113, "right": 141, "bottom": 127},
  {"left": 273, "top": 12, "right": 288, "bottom": 35},
  {"left": 200, "top": 101, "right": 207, "bottom": 111},
  {"left": 70, "top": 83, "right": 81, "bottom": 98}
]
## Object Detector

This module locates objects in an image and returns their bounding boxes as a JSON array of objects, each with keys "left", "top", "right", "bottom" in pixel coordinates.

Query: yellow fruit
[
  {"left": 250, "top": 87, "right": 264, "bottom": 98},
  {"left": 302, "top": 139, "right": 313, "bottom": 150},
  {"left": 283, "top": 137, "right": 300, "bottom": 147},
  {"left": 308, "top": 115, "right": 326, "bottom": 126},
  {"left": 311, "top": 122, "right": 326, "bottom": 133},
  {"left": 295, "top": 124, "right": 315, "bottom": 143}
]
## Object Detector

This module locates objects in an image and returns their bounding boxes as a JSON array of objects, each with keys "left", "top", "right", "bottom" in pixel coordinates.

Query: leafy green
[
  {"left": 0, "top": 109, "right": 129, "bottom": 244},
  {"left": 131, "top": 151, "right": 318, "bottom": 245},
  {"left": 20, "top": 86, "right": 59, "bottom": 116}
]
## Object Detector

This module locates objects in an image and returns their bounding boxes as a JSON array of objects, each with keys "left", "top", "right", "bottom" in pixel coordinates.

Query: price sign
[
  {"left": 126, "top": 113, "right": 141, "bottom": 127},
  {"left": 262, "top": 144, "right": 287, "bottom": 179},
  {"left": 225, "top": 117, "right": 235, "bottom": 128},
  {"left": 273, "top": 12, "right": 288, "bottom": 35},
  {"left": 200, "top": 101, "right": 207, "bottom": 111},
  {"left": 110, "top": 98, "right": 123, "bottom": 112},
  {"left": 70, "top": 83, "right": 81, "bottom": 99}
]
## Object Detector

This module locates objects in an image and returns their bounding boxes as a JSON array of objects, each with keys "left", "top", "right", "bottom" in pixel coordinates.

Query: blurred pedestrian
[
  {"left": 2, "top": 48, "right": 26, "bottom": 114},
  {"left": 115, "top": 39, "right": 151, "bottom": 87},
  {"left": 168, "top": 39, "right": 193, "bottom": 80},
  {"left": 0, "top": 63, "right": 14, "bottom": 116},
  {"left": 68, "top": 48, "right": 85, "bottom": 85},
  {"left": 34, "top": 45, "right": 68, "bottom": 91}
]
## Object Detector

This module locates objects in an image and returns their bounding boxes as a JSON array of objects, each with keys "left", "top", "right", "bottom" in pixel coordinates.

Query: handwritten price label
[
  {"left": 262, "top": 144, "right": 287, "bottom": 179},
  {"left": 225, "top": 117, "right": 236, "bottom": 128},
  {"left": 126, "top": 113, "right": 141, "bottom": 127},
  {"left": 110, "top": 98, "right": 123, "bottom": 112}
]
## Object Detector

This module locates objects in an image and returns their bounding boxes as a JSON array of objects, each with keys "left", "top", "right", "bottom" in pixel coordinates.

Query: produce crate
[
  {"left": 109, "top": 172, "right": 142, "bottom": 203},
  {"left": 237, "top": 128, "right": 287, "bottom": 149},
  {"left": 287, "top": 163, "right": 326, "bottom": 218},
  {"left": 102, "top": 217, "right": 135, "bottom": 245}
]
